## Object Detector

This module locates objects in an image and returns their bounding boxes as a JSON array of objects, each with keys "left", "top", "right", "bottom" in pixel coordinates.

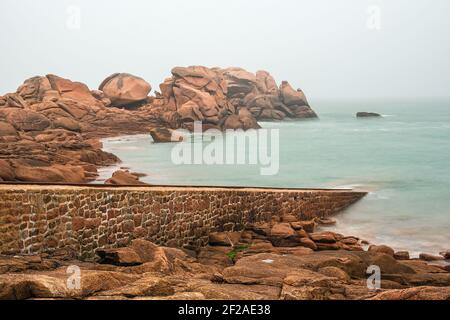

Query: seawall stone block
[{"left": 0, "top": 185, "right": 366, "bottom": 259}]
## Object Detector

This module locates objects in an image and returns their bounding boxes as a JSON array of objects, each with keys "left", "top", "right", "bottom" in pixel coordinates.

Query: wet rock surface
[{"left": 0, "top": 215, "right": 448, "bottom": 300}]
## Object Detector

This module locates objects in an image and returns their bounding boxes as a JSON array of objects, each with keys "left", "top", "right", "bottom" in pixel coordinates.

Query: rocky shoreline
[
  {"left": 1, "top": 67, "right": 449, "bottom": 300},
  {"left": 0, "top": 66, "right": 316, "bottom": 184},
  {"left": 0, "top": 215, "right": 448, "bottom": 300}
]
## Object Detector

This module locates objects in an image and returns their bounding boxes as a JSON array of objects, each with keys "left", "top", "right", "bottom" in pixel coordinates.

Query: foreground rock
[
  {"left": 368, "top": 286, "right": 450, "bottom": 300},
  {"left": 246, "top": 220, "right": 364, "bottom": 252},
  {"left": 0, "top": 235, "right": 448, "bottom": 300},
  {"left": 0, "top": 202, "right": 447, "bottom": 300}
]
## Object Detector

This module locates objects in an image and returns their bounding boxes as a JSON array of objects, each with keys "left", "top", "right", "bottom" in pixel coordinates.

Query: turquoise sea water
[{"left": 99, "top": 100, "right": 450, "bottom": 257}]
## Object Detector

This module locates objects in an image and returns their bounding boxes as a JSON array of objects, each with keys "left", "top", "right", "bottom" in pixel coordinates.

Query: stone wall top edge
[{"left": 0, "top": 183, "right": 368, "bottom": 195}]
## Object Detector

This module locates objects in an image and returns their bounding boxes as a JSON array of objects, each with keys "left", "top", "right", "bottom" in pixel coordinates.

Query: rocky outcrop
[
  {"left": 1, "top": 67, "right": 317, "bottom": 183},
  {"left": 154, "top": 65, "right": 316, "bottom": 132},
  {"left": 245, "top": 219, "right": 365, "bottom": 253},
  {"left": 17, "top": 75, "right": 101, "bottom": 107},
  {"left": 0, "top": 74, "right": 162, "bottom": 183}
]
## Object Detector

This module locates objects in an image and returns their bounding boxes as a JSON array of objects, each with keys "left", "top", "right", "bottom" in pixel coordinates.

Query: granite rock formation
[
  {"left": 0, "top": 67, "right": 317, "bottom": 183},
  {"left": 0, "top": 74, "right": 161, "bottom": 183},
  {"left": 154, "top": 66, "right": 317, "bottom": 132}
]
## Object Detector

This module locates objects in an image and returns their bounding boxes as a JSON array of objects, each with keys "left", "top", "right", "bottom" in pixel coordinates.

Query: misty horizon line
[{"left": 2, "top": 70, "right": 449, "bottom": 103}]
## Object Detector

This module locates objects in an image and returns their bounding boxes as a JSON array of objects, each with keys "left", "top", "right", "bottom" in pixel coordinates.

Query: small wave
[
  {"left": 367, "top": 192, "right": 390, "bottom": 200},
  {"left": 333, "top": 183, "right": 365, "bottom": 190},
  {"left": 102, "top": 134, "right": 150, "bottom": 144},
  {"left": 350, "top": 128, "right": 391, "bottom": 132},
  {"left": 93, "top": 164, "right": 122, "bottom": 182},
  {"left": 111, "top": 146, "right": 145, "bottom": 151}
]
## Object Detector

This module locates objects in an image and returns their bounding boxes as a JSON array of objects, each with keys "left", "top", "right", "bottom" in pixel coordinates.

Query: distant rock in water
[{"left": 356, "top": 112, "right": 382, "bottom": 118}]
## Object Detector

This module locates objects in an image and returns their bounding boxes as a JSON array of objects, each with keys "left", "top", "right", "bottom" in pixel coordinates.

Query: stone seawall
[{"left": 0, "top": 184, "right": 366, "bottom": 259}]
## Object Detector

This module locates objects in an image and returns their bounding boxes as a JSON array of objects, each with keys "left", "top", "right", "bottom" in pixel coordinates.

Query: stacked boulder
[
  {"left": 155, "top": 66, "right": 317, "bottom": 132},
  {"left": 99, "top": 73, "right": 152, "bottom": 107}
]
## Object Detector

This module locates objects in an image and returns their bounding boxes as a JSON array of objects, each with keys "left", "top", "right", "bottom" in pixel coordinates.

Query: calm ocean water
[{"left": 99, "top": 99, "right": 450, "bottom": 257}]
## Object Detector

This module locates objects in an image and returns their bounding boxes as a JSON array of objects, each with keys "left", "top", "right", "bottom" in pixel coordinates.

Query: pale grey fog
[{"left": 1, "top": 0, "right": 450, "bottom": 100}]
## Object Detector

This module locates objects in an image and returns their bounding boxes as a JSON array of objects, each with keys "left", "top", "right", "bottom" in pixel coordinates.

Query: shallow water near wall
[{"left": 99, "top": 99, "right": 450, "bottom": 257}]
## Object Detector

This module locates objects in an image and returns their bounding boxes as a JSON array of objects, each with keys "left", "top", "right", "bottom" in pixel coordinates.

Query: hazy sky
[{"left": 1, "top": 0, "right": 450, "bottom": 101}]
